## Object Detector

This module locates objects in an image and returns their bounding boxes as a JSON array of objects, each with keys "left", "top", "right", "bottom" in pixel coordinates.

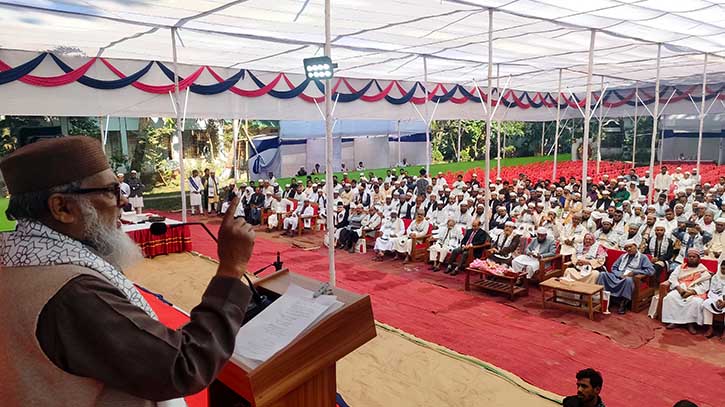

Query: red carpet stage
[{"left": 160, "top": 213, "right": 724, "bottom": 407}]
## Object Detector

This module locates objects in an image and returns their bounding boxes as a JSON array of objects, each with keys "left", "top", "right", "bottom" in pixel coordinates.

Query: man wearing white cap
[
  {"left": 705, "top": 217, "right": 725, "bottom": 259},
  {"left": 662, "top": 249, "right": 711, "bottom": 333},
  {"left": 282, "top": 198, "right": 315, "bottom": 235},
  {"left": 654, "top": 166, "right": 672, "bottom": 196},
  {"left": 597, "top": 240, "right": 655, "bottom": 314},
  {"left": 127, "top": 170, "right": 145, "bottom": 214},
  {"left": 428, "top": 218, "right": 463, "bottom": 272},
  {"left": 594, "top": 217, "right": 620, "bottom": 249},
  {"left": 266, "top": 192, "right": 285, "bottom": 232},
  {"left": 512, "top": 227, "right": 557, "bottom": 279},
  {"left": 559, "top": 213, "right": 586, "bottom": 256},
  {"left": 643, "top": 222, "right": 674, "bottom": 278},
  {"left": 489, "top": 221, "right": 520, "bottom": 265}
]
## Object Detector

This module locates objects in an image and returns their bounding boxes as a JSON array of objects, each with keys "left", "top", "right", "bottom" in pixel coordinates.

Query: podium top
[{"left": 217, "top": 269, "right": 376, "bottom": 407}]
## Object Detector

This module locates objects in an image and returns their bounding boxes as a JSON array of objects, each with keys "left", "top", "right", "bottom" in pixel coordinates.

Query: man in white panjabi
[
  {"left": 705, "top": 217, "right": 725, "bottom": 259},
  {"left": 512, "top": 227, "right": 557, "bottom": 279},
  {"left": 428, "top": 218, "right": 463, "bottom": 272},
  {"left": 559, "top": 213, "right": 587, "bottom": 257},
  {"left": 266, "top": 193, "right": 286, "bottom": 232},
  {"left": 662, "top": 249, "right": 712, "bottom": 334},
  {"left": 703, "top": 261, "right": 725, "bottom": 340},
  {"left": 282, "top": 198, "right": 315, "bottom": 235},
  {"left": 393, "top": 210, "right": 430, "bottom": 263},
  {"left": 188, "top": 169, "right": 204, "bottom": 215},
  {"left": 373, "top": 211, "right": 405, "bottom": 261}
]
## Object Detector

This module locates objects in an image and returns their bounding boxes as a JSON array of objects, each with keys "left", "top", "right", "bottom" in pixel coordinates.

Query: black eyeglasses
[{"left": 67, "top": 184, "right": 122, "bottom": 206}]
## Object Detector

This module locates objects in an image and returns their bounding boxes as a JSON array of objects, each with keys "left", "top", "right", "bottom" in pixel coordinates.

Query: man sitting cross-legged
[{"left": 443, "top": 219, "right": 489, "bottom": 276}]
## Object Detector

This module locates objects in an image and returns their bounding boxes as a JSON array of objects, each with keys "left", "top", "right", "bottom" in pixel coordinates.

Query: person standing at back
[{"left": 127, "top": 170, "right": 144, "bottom": 214}]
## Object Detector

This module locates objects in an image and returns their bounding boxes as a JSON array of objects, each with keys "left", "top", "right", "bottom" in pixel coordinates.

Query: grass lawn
[
  {"left": 0, "top": 198, "right": 16, "bottom": 232},
  {"left": 143, "top": 154, "right": 571, "bottom": 212}
]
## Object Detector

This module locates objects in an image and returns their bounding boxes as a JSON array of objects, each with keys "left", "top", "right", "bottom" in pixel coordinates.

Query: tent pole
[
  {"left": 232, "top": 118, "right": 239, "bottom": 183},
  {"left": 696, "top": 53, "right": 708, "bottom": 173},
  {"left": 424, "top": 56, "right": 430, "bottom": 175},
  {"left": 659, "top": 123, "right": 664, "bottom": 166},
  {"left": 553, "top": 68, "right": 562, "bottom": 180},
  {"left": 581, "top": 29, "right": 596, "bottom": 206},
  {"left": 596, "top": 75, "right": 604, "bottom": 174},
  {"left": 483, "top": 8, "right": 493, "bottom": 231},
  {"left": 457, "top": 119, "right": 462, "bottom": 162},
  {"left": 632, "top": 82, "right": 638, "bottom": 167},
  {"left": 323, "top": 0, "right": 336, "bottom": 287},
  {"left": 397, "top": 119, "right": 401, "bottom": 165},
  {"left": 171, "top": 28, "right": 188, "bottom": 223},
  {"left": 648, "top": 43, "right": 662, "bottom": 205},
  {"left": 496, "top": 63, "right": 501, "bottom": 177},
  {"left": 540, "top": 121, "right": 545, "bottom": 156}
]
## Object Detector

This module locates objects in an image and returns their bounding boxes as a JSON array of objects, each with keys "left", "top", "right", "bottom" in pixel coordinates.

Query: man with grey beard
[{"left": 0, "top": 137, "right": 254, "bottom": 406}]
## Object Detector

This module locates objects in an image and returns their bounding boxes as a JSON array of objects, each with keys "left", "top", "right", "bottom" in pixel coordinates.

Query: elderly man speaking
[{"left": 0, "top": 137, "right": 254, "bottom": 406}]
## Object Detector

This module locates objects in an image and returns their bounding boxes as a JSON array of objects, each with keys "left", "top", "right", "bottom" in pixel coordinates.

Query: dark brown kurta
[{"left": 36, "top": 274, "right": 251, "bottom": 401}]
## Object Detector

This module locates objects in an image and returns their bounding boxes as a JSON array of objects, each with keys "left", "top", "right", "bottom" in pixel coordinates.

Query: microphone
[
  {"left": 149, "top": 221, "right": 273, "bottom": 322},
  {"left": 252, "top": 251, "right": 284, "bottom": 276}
]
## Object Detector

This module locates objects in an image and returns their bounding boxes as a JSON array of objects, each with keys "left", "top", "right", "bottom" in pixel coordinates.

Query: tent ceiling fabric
[{"left": 3, "top": 0, "right": 725, "bottom": 119}]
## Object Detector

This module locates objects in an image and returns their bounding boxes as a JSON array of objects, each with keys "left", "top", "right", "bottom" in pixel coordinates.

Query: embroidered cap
[{"left": 1, "top": 136, "right": 110, "bottom": 195}]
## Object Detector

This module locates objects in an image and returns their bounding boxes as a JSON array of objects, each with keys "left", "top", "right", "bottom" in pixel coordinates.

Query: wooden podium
[{"left": 209, "top": 269, "right": 376, "bottom": 407}]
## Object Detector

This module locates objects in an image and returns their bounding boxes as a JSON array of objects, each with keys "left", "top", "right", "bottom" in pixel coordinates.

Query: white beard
[{"left": 79, "top": 200, "right": 143, "bottom": 270}]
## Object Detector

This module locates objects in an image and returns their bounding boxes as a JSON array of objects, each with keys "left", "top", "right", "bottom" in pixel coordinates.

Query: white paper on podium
[{"left": 232, "top": 284, "right": 342, "bottom": 369}]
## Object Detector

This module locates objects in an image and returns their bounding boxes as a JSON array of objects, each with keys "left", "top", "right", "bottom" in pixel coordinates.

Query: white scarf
[
  {"left": 648, "top": 235, "right": 671, "bottom": 258},
  {"left": 0, "top": 220, "right": 186, "bottom": 406},
  {"left": 0, "top": 220, "right": 156, "bottom": 318},
  {"left": 495, "top": 231, "right": 515, "bottom": 251},
  {"left": 577, "top": 242, "right": 601, "bottom": 260}
]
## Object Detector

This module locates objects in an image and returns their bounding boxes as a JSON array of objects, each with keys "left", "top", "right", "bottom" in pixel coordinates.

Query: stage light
[{"left": 303, "top": 56, "right": 337, "bottom": 80}]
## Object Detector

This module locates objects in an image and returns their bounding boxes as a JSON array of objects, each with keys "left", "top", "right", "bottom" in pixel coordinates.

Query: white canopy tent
[{"left": 3, "top": 0, "right": 725, "bottom": 285}]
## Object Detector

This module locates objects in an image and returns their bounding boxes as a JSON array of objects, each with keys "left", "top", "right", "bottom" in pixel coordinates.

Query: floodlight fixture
[{"left": 303, "top": 56, "right": 338, "bottom": 80}]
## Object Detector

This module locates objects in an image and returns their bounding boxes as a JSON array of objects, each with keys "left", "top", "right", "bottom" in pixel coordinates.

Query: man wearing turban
[
  {"left": 662, "top": 249, "right": 712, "bottom": 334},
  {"left": 0, "top": 137, "right": 254, "bottom": 406}
]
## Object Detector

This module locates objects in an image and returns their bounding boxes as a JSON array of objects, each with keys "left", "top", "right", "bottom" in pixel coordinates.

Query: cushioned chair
[
  {"left": 410, "top": 223, "right": 434, "bottom": 262},
  {"left": 529, "top": 241, "right": 563, "bottom": 283},
  {"left": 296, "top": 203, "right": 319, "bottom": 236},
  {"left": 603, "top": 248, "right": 658, "bottom": 313},
  {"left": 656, "top": 257, "right": 720, "bottom": 321}
]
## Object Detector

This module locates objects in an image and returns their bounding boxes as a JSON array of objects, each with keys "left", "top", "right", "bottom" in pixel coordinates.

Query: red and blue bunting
[{"left": 1, "top": 52, "right": 724, "bottom": 109}]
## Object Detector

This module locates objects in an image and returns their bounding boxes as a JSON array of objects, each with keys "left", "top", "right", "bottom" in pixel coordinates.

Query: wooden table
[
  {"left": 465, "top": 267, "right": 528, "bottom": 300},
  {"left": 540, "top": 278, "right": 603, "bottom": 320}
]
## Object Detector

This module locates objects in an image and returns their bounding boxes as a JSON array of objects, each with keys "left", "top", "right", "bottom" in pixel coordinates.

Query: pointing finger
[{"left": 221, "top": 196, "right": 241, "bottom": 227}]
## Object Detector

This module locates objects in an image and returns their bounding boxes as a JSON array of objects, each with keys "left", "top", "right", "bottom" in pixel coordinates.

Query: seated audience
[
  {"left": 428, "top": 218, "right": 463, "bottom": 272},
  {"left": 488, "top": 221, "right": 520, "bottom": 265},
  {"left": 643, "top": 222, "right": 674, "bottom": 279},
  {"left": 562, "top": 233, "right": 607, "bottom": 284},
  {"left": 597, "top": 240, "right": 655, "bottom": 314},
  {"left": 374, "top": 212, "right": 405, "bottom": 261},
  {"left": 392, "top": 210, "right": 430, "bottom": 262},
  {"left": 703, "top": 261, "right": 725, "bottom": 340},
  {"left": 282, "top": 198, "right": 314, "bottom": 235},
  {"left": 443, "top": 219, "right": 489, "bottom": 276},
  {"left": 512, "top": 227, "right": 557, "bottom": 279},
  {"left": 662, "top": 249, "right": 711, "bottom": 334}
]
